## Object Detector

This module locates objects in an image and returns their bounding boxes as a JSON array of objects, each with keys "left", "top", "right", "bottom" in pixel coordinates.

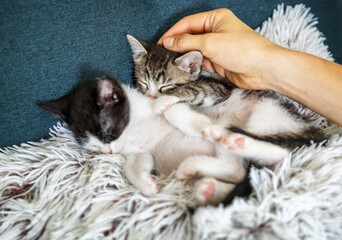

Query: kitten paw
[
  {"left": 222, "top": 133, "right": 246, "bottom": 151},
  {"left": 201, "top": 124, "right": 227, "bottom": 142},
  {"left": 175, "top": 158, "right": 199, "bottom": 180},
  {"left": 195, "top": 178, "right": 216, "bottom": 204},
  {"left": 155, "top": 96, "right": 180, "bottom": 113},
  {"left": 140, "top": 175, "right": 159, "bottom": 196}
]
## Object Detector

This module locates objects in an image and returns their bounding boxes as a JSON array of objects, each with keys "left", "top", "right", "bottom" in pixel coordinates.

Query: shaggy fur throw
[{"left": 1, "top": 4, "right": 341, "bottom": 240}]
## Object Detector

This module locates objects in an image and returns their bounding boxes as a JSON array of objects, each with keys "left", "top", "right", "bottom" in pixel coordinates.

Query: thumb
[{"left": 162, "top": 34, "right": 204, "bottom": 53}]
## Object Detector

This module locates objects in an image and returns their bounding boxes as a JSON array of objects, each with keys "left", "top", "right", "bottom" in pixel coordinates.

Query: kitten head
[
  {"left": 127, "top": 34, "right": 203, "bottom": 98},
  {"left": 38, "top": 77, "right": 130, "bottom": 153}
]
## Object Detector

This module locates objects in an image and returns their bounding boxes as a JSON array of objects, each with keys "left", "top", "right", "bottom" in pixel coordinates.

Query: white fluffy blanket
[{"left": 1, "top": 4, "right": 342, "bottom": 240}]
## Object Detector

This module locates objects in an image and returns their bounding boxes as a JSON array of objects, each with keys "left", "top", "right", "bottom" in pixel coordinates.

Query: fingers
[
  {"left": 202, "top": 58, "right": 215, "bottom": 72},
  {"left": 202, "top": 58, "right": 227, "bottom": 79},
  {"left": 158, "top": 8, "right": 229, "bottom": 44},
  {"left": 157, "top": 11, "right": 211, "bottom": 45},
  {"left": 162, "top": 33, "right": 206, "bottom": 53}
]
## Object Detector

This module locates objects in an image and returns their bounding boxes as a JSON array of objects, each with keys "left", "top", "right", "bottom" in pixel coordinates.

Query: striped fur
[{"left": 127, "top": 34, "right": 235, "bottom": 106}]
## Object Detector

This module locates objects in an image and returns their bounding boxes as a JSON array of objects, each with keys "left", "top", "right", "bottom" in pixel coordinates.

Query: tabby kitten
[{"left": 127, "top": 34, "right": 325, "bottom": 151}]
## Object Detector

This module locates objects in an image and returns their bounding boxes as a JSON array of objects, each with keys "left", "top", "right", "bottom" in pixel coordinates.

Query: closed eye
[
  {"left": 159, "top": 84, "right": 174, "bottom": 92},
  {"left": 138, "top": 80, "right": 149, "bottom": 89}
]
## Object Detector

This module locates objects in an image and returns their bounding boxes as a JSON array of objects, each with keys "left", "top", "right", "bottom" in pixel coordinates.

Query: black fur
[
  {"left": 228, "top": 126, "right": 324, "bottom": 149},
  {"left": 223, "top": 162, "right": 253, "bottom": 205},
  {"left": 38, "top": 77, "right": 130, "bottom": 145}
]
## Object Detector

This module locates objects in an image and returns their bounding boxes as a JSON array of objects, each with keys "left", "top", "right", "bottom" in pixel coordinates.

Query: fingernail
[{"left": 163, "top": 37, "right": 174, "bottom": 47}]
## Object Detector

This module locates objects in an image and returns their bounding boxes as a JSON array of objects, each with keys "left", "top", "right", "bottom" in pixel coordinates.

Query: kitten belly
[{"left": 152, "top": 132, "right": 216, "bottom": 176}]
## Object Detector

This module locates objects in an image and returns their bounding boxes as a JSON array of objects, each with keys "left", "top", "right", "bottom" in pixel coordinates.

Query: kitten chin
[
  {"left": 38, "top": 77, "right": 130, "bottom": 153},
  {"left": 82, "top": 133, "right": 113, "bottom": 154}
]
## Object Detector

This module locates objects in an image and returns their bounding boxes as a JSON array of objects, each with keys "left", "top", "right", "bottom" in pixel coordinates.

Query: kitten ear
[
  {"left": 126, "top": 34, "right": 148, "bottom": 62},
  {"left": 175, "top": 51, "right": 203, "bottom": 77},
  {"left": 97, "top": 78, "right": 121, "bottom": 108},
  {"left": 37, "top": 97, "right": 69, "bottom": 120}
]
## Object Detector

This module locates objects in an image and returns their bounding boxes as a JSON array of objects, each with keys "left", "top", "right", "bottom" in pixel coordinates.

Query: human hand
[
  {"left": 158, "top": 8, "right": 284, "bottom": 90},
  {"left": 158, "top": 8, "right": 342, "bottom": 126}
]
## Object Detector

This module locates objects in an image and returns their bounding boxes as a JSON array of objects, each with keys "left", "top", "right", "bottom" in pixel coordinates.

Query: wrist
[
  {"left": 261, "top": 45, "right": 293, "bottom": 93},
  {"left": 257, "top": 43, "right": 342, "bottom": 125}
]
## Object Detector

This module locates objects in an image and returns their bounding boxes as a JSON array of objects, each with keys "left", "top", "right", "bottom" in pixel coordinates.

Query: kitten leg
[
  {"left": 201, "top": 125, "right": 289, "bottom": 165},
  {"left": 175, "top": 154, "right": 246, "bottom": 184},
  {"left": 222, "top": 133, "right": 289, "bottom": 166},
  {"left": 124, "top": 152, "right": 158, "bottom": 196},
  {"left": 195, "top": 177, "right": 235, "bottom": 204},
  {"left": 163, "top": 103, "right": 213, "bottom": 138}
]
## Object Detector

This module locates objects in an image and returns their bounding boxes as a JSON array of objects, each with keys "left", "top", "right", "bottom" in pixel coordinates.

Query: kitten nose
[
  {"left": 101, "top": 146, "right": 113, "bottom": 154},
  {"left": 148, "top": 93, "right": 158, "bottom": 99}
]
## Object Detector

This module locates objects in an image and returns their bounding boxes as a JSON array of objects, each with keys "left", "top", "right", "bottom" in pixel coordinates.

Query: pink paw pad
[
  {"left": 186, "top": 173, "right": 196, "bottom": 178},
  {"left": 178, "top": 171, "right": 198, "bottom": 181},
  {"left": 223, "top": 133, "right": 245, "bottom": 150},
  {"left": 201, "top": 130, "right": 209, "bottom": 138},
  {"left": 201, "top": 181, "right": 215, "bottom": 203},
  {"left": 201, "top": 125, "right": 226, "bottom": 142},
  {"left": 147, "top": 176, "right": 159, "bottom": 191},
  {"left": 162, "top": 104, "right": 173, "bottom": 112}
]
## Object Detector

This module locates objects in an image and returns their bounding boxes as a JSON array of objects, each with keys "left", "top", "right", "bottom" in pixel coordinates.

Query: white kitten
[{"left": 39, "top": 77, "right": 302, "bottom": 205}]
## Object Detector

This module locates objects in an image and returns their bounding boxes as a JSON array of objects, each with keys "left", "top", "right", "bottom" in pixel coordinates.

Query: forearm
[{"left": 266, "top": 48, "right": 342, "bottom": 126}]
